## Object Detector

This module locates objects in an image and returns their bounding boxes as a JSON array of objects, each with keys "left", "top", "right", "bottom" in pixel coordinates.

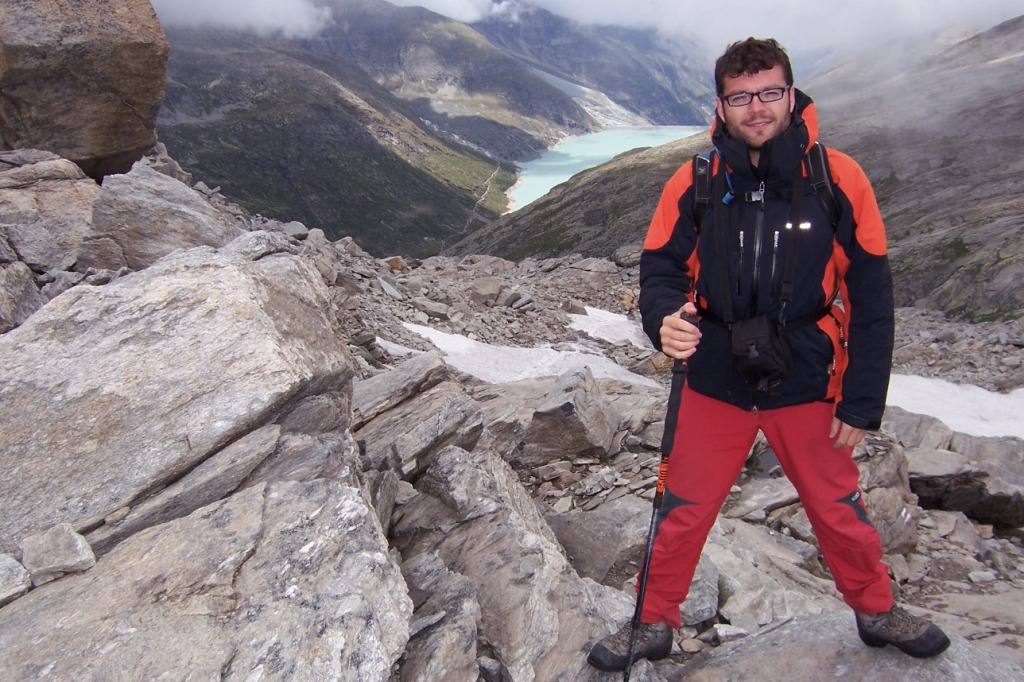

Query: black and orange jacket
[{"left": 638, "top": 89, "right": 894, "bottom": 429}]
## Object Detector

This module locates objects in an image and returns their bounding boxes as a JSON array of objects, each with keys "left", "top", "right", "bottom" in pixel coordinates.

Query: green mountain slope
[
  {"left": 159, "top": 27, "right": 516, "bottom": 257},
  {"left": 316, "top": 0, "right": 602, "bottom": 159}
]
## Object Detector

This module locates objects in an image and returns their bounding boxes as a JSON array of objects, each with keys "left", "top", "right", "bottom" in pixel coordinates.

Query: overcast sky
[{"left": 151, "top": 0, "right": 1022, "bottom": 59}]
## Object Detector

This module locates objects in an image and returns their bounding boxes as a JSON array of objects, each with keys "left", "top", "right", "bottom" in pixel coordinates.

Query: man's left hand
[{"left": 829, "top": 418, "right": 866, "bottom": 449}]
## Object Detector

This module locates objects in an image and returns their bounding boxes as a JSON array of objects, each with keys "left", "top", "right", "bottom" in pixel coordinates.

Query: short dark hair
[{"left": 714, "top": 38, "right": 794, "bottom": 95}]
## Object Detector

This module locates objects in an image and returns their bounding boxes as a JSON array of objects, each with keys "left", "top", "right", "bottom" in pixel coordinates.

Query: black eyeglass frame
[{"left": 719, "top": 85, "right": 792, "bottom": 108}]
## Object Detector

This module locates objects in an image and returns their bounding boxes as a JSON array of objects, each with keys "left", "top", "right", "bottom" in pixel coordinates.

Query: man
[{"left": 587, "top": 37, "right": 950, "bottom": 672}]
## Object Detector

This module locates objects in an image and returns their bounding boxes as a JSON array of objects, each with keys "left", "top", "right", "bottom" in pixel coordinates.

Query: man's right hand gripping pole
[{"left": 659, "top": 302, "right": 701, "bottom": 360}]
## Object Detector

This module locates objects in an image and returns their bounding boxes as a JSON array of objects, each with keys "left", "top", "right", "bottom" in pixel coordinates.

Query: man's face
[{"left": 715, "top": 64, "right": 795, "bottom": 152}]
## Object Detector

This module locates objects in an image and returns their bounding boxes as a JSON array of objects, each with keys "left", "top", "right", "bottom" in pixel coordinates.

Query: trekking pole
[{"left": 623, "top": 316, "right": 694, "bottom": 681}]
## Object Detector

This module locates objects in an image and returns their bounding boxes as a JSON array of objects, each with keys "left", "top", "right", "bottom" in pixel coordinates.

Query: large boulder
[
  {"left": 0, "top": 0, "right": 169, "bottom": 178},
  {"left": 0, "top": 149, "right": 101, "bottom": 330},
  {"left": 0, "top": 150, "right": 98, "bottom": 273},
  {"left": 517, "top": 366, "right": 615, "bottom": 466},
  {"left": 77, "top": 162, "right": 245, "bottom": 272},
  {"left": 353, "top": 379, "right": 483, "bottom": 479},
  {"left": 0, "top": 244, "right": 355, "bottom": 555},
  {"left": 0, "top": 260, "right": 46, "bottom": 332}
]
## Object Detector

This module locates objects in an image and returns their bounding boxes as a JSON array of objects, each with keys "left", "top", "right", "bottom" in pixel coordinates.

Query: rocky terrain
[
  {"left": 2, "top": 3, "right": 1023, "bottom": 680},
  {"left": 2, "top": 147, "right": 1023, "bottom": 681}
]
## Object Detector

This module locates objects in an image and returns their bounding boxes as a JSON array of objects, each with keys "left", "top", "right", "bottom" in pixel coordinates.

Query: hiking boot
[
  {"left": 855, "top": 605, "right": 950, "bottom": 658},
  {"left": 587, "top": 620, "right": 673, "bottom": 672}
]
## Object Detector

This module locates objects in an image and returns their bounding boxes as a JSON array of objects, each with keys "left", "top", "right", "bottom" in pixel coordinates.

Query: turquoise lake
[{"left": 507, "top": 125, "right": 707, "bottom": 211}]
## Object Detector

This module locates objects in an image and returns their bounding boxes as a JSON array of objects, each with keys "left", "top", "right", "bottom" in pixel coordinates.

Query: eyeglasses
[{"left": 720, "top": 85, "right": 791, "bottom": 108}]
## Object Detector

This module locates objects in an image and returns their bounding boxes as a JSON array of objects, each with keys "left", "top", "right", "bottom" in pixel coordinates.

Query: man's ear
[
  {"left": 789, "top": 86, "right": 796, "bottom": 113},
  {"left": 715, "top": 97, "right": 725, "bottom": 121}
]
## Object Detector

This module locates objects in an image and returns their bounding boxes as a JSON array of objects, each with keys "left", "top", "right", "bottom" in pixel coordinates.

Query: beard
[{"left": 724, "top": 108, "right": 793, "bottom": 150}]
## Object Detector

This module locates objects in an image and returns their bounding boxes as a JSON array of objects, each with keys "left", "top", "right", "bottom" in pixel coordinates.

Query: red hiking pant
[{"left": 639, "top": 385, "right": 894, "bottom": 627}]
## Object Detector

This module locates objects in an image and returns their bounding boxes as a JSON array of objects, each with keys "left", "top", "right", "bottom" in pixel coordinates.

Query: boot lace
[
  {"left": 608, "top": 621, "right": 664, "bottom": 652},
  {"left": 870, "top": 605, "right": 928, "bottom": 639}
]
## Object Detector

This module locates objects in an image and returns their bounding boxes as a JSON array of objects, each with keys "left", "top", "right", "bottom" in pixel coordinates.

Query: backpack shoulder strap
[
  {"left": 691, "top": 151, "right": 713, "bottom": 228},
  {"left": 805, "top": 141, "right": 840, "bottom": 229}
]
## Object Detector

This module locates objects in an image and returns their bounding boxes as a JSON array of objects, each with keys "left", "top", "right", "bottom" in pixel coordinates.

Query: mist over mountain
[
  {"left": 809, "top": 15, "right": 1024, "bottom": 320},
  {"left": 470, "top": 3, "right": 712, "bottom": 125}
]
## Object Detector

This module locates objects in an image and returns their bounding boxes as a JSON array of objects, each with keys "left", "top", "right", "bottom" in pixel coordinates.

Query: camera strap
[
  {"left": 712, "top": 165, "right": 735, "bottom": 325},
  {"left": 779, "top": 160, "right": 806, "bottom": 325}
]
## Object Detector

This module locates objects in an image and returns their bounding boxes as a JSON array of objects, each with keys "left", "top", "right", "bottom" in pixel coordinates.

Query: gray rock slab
[
  {"left": 401, "top": 552, "right": 482, "bottom": 682},
  {"left": 917, "top": 589, "right": 1024, "bottom": 669},
  {"left": 906, "top": 448, "right": 968, "bottom": 478},
  {"left": 0, "top": 480, "right": 412, "bottom": 681},
  {"left": 0, "top": 157, "right": 98, "bottom": 273},
  {"left": 703, "top": 518, "right": 843, "bottom": 633},
  {"left": 468, "top": 376, "right": 556, "bottom": 457},
  {"left": 681, "top": 554, "right": 721, "bottom": 626},
  {"left": 518, "top": 366, "right": 614, "bottom": 466},
  {"left": 394, "top": 447, "right": 620, "bottom": 681},
  {"left": 85, "top": 424, "right": 282, "bottom": 555},
  {"left": 723, "top": 477, "right": 800, "bottom": 519},
  {"left": 664, "top": 611, "right": 1024, "bottom": 681},
  {"left": 544, "top": 494, "right": 650, "bottom": 583},
  {"left": 351, "top": 351, "right": 449, "bottom": 429},
  {"left": 0, "top": 261, "right": 47, "bottom": 332},
  {"left": 354, "top": 381, "right": 482, "bottom": 478},
  {"left": 950, "top": 432, "right": 1024, "bottom": 487},
  {"left": 883, "top": 405, "right": 954, "bottom": 451}
]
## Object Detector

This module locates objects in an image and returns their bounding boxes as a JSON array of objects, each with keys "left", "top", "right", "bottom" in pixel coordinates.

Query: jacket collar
[{"left": 710, "top": 88, "right": 819, "bottom": 186}]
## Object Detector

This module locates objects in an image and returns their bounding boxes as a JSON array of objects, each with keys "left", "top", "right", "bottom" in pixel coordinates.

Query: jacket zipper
[
  {"left": 828, "top": 312, "right": 848, "bottom": 376},
  {"left": 751, "top": 182, "right": 771, "bottom": 414},
  {"left": 737, "top": 231, "right": 745, "bottom": 295},
  {"left": 769, "top": 230, "right": 780, "bottom": 297},
  {"left": 750, "top": 182, "right": 766, "bottom": 314}
]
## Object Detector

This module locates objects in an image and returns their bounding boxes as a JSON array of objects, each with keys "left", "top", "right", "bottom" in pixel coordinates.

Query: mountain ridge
[{"left": 155, "top": 0, "right": 710, "bottom": 258}]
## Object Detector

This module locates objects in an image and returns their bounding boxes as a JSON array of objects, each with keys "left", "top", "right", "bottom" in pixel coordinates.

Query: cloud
[
  {"left": 150, "top": 0, "right": 334, "bottom": 38},
  {"left": 149, "top": 0, "right": 1022, "bottom": 60},
  {"left": 383, "top": 0, "right": 492, "bottom": 23},
  {"left": 389, "top": 0, "right": 1023, "bottom": 60}
]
